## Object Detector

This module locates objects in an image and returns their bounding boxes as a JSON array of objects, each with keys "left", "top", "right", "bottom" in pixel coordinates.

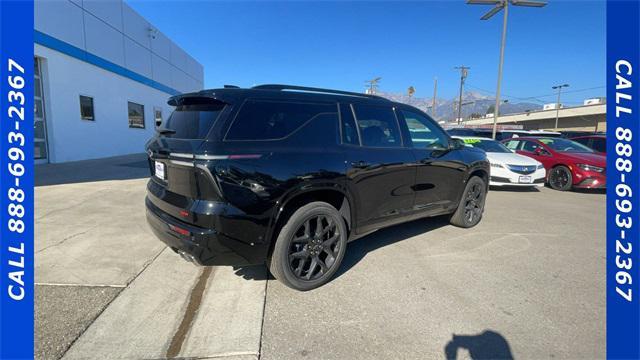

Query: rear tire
[
  {"left": 548, "top": 165, "right": 573, "bottom": 191},
  {"left": 268, "top": 201, "right": 347, "bottom": 291},
  {"left": 450, "top": 176, "right": 487, "bottom": 228}
]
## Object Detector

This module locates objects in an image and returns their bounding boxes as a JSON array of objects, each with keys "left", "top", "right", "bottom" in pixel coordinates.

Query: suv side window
[
  {"left": 399, "top": 110, "right": 449, "bottom": 150},
  {"left": 352, "top": 104, "right": 401, "bottom": 148},
  {"left": 226, "top": 100, "right": 337, "bottom": 141},
  {"left": 339, "top": 103, "right": 360, "bottom": 145}
]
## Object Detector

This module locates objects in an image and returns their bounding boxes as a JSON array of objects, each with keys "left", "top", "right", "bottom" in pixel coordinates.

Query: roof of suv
[{"left": 168, "top": 84, "right": 395, "bottom": 107}]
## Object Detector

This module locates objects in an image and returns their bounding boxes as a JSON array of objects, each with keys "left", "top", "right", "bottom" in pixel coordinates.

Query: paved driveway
[{"left": 35, "top": 155, "right": 605, "bottom": 360}]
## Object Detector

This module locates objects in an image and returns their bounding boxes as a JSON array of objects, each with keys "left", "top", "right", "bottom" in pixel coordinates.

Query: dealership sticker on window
[{"left": 0, "top": 1, "right": 35, "bottom": 358}]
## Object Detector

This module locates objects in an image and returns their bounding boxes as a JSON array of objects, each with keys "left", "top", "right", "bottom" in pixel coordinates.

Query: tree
[{"left": 486, "top": 105, "right": 495, "bottom": 115}]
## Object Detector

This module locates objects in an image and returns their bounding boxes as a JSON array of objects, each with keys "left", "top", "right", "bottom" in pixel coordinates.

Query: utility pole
[
  {"left": 454, "top": 66, "right": 470, "bottom": 124},
  {"left": 365, "top": 77, "right": 381, "bottom": 95},
  {"left": 552, "top": 83, "right": 569, "bottom": 130},
  {"left": 467, "top": 0, "right": 547, "bottom": 139},
  {"left": 432, "top": 77, "right": 438, "bottom": 119}
]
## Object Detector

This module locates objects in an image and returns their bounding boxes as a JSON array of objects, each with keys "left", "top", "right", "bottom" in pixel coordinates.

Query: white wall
[
  {"left": 35, "top": 0, "right": 204, "bottom": 93},
  {"left": 36, "top": 45, "right": 175, "bottom": 163}
]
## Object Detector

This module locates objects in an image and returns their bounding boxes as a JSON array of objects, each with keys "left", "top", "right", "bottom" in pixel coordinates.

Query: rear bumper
[{"left": 145, "top": 197, "right": 257, "bottom": 266}]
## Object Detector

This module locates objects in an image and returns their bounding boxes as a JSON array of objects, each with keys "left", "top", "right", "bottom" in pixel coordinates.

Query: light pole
[
  {"left": 454, "top": 66, "right": 470, "bottom": 124},
  {"left": 552, "top": 83, "right": 569, "bottom": 130},
  {"left": 467, "top": 0, "right": 547, "bottom": 139}
]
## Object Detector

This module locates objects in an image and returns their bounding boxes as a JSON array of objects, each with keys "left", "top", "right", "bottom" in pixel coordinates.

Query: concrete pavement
[{"left": 35, "top": 155, "right": 605, "bottom": 359}]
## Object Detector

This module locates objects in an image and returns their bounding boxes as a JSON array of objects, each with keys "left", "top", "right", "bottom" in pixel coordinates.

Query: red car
[
  {"left": 502, "top": 137, "right": 606, "bottom": 191},
  {"left": 570, "top": 135, "right": 606, "bottom": 154}
]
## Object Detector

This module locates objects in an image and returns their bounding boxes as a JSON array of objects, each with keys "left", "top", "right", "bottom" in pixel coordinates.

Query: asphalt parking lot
[{"left": 35, "top": 154, "right": 605, "bottom": 360}]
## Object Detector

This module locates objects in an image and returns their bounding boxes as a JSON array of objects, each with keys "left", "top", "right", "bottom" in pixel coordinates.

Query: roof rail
[{"left": 251, "top": 84, "right": 389, "bottom": 100}]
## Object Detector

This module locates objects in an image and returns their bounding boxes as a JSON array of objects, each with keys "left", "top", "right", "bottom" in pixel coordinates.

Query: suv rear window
[
  {"left": 164, "top": 103, "right": 225, "bottom": 139},
  {"left": 226, "top": 100, "right": 337, "bottom": 141}
]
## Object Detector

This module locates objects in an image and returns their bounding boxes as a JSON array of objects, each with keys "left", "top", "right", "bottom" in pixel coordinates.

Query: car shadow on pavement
[
  {"left": 572, "top": 188, "right": 606, "bottom": 195},
  {"left": 334, "top": 215, "right": 450, "bottom": 279},
  {"left": 489, "top": 185, "right": 541, "bottom": 192},
  {"left": 444, "top": 330, "right": 514, "bottom": 360}
]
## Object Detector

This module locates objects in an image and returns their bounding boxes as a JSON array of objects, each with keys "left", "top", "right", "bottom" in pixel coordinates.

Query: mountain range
[{"left": 376, "top": 90, "right": 541, "bottom": 122}]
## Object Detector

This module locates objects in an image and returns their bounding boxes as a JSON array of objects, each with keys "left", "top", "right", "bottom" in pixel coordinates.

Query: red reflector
[
  {"left": 228, "top": 154, "right": 262, "bottom": 159},
  {"left": 179, "top": 210, "right": 189, "bottom": 217},
  {"left": 169, "top": 224, "right": 190, "bottom": 236}
]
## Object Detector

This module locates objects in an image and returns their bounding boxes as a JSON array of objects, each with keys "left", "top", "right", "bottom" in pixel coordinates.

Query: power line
[{"left": 465, "top": 83, "right": 605, "bottom": 103}]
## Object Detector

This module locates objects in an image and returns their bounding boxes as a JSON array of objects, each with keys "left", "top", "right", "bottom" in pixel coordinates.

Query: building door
[{"left": 34, "top": 57, "right": 49, "bottom": 164}]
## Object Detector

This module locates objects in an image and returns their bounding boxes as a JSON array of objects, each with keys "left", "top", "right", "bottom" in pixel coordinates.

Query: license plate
[
  {"left": 155, "top": 161, "right": 166, "bottom": 180},
  {"left": 518, "top": 175, "right": 532, "bottom": 183}
]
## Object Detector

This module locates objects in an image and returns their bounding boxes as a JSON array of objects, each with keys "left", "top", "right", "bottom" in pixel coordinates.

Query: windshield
[
  {"left": 163, "top": 103, "right": 225, "bottom": 139},
  {"left": 462, "top": 138, "right": 512, "bottom": 153},
  {"left": 538, "top": 138, "right": 594, "bottom": 153}
]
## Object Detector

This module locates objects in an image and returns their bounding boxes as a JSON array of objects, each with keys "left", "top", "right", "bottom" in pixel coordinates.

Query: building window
[
  {"left": 80, "top": 95, "right": 95, "bottom": 121},
  {"left": 128, "top": 101, "right": 145, "bottom": 128},
  {"left": 154, "top": 107, "right": 163, "bottom": 127}
]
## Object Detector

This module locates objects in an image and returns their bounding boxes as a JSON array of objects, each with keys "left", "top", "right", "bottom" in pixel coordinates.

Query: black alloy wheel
[
  {"left": 450, "top": 176, "right": 487, "bottom": 228},
  {"left": 548, "top": 166, "right": 573, "bottom": 191},
  {"left": 288, "top": 215, "right": 340, "bottom": 281},
  {"left": 464, "top": 181, "right": 485, "bottom": 225},
  {"left": 269, "top": 201, "right": 347, "bottom": 291}
]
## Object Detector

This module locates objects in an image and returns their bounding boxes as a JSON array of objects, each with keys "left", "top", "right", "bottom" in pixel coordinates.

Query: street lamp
[
  {"left": 467, "top": 0, "right": 547, "bottom": 139},
  {"left": 552, "top": 83, "right": 569, "bottom": 130}
]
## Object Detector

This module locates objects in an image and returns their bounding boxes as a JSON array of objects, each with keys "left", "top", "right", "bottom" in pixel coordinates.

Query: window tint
[
  {"left": 164, "top": 104, "right": 224, "bottom": 139},
  {"left": 226, "top": 100, "right": 337, "bottom": 141},
  {"left": 521, "top": 140, "right": 542, "bottom": 152},
  {"left": 352, "top": 104, "right": 401, "bottom": 147},
  {"left": 339, "top": 104, "right": 359, "bottom": 145},
  {"left": 80, "top": 96, "right": 94, "bottom": 121},
  {"left": 128, "top": 102, "right": 145, "bottom": 128},
  {"left": 400, "top": 110, "right": 448, "bottom": 149},
  {"left": 591, "top": 138, "right": 606, "bottom": 153}
]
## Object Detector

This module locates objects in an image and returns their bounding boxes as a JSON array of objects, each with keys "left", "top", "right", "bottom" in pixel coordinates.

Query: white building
[{"left": 34, "top": 0, "right": 204, "bottom": 163}]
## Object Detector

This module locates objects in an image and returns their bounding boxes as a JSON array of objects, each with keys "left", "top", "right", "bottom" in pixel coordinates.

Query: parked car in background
[
  {"left": 560, "top": 131, "right": 605, "bottom": 138},
  {"left": 454, "top": 136, "right": 546, "bottom": 187},
  {"left": 503, "top": 137, "right": 606, "bottom": 191},
  {"left": 570, "top": 135, "right": 606, "bottom": 154},
  {"left": 145, "top": 84, "right": 490, "bottom": 290}
]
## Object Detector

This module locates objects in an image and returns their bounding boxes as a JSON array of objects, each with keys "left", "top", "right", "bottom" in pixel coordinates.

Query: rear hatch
[{"left": 146, "top": 97, "right": 227, "bottom": 223}]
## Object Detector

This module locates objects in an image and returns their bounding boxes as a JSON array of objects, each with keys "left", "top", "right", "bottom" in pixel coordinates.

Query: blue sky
[{"left": 128, "top": 0, "right": 605, "bottom": 106}]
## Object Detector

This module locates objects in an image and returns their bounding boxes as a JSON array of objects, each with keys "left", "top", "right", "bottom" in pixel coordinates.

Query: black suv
[{"left": 145, "top": 85, "right": 489, "bottom": 290}]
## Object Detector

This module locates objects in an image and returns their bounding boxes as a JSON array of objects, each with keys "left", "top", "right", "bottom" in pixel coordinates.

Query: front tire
[
  {"left": 548, "top": 165, "right": 573, "bottom": 191},
  {"left": 450, "top": 176, "right": 487, "bottom": 228},
  {"left": 268, "top": 201, "right": 348, "bottom": 291}
]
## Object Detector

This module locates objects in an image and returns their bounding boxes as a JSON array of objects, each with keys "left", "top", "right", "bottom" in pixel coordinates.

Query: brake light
[
  {"left": 169, "top": 224, "right": 190, "bottom": 236},
  {"left": 179, "top": 210, "right": 189, "bottom": 218}
]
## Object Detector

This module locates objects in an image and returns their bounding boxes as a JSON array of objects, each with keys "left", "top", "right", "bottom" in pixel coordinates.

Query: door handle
[{"left": 351, "top": 160, "right": 369, "bottom": 169}]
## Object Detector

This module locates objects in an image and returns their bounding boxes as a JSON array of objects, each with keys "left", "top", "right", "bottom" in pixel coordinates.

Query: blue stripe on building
[{"left": 34, "top": 30, "right": 180, "bottom": 96}]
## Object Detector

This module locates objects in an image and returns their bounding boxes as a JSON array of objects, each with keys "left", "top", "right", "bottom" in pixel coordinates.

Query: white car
[{"left": 454, "top": 136, "right": 546, "bottom": 187}]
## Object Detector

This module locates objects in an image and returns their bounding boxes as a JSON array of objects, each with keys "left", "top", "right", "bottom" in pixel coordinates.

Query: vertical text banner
[
  {"left": 0, "top": 0, "right": 34, "bottom": 359},
  {"left": 607, "top": 0, "right": 640, "bottom": 358}
]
